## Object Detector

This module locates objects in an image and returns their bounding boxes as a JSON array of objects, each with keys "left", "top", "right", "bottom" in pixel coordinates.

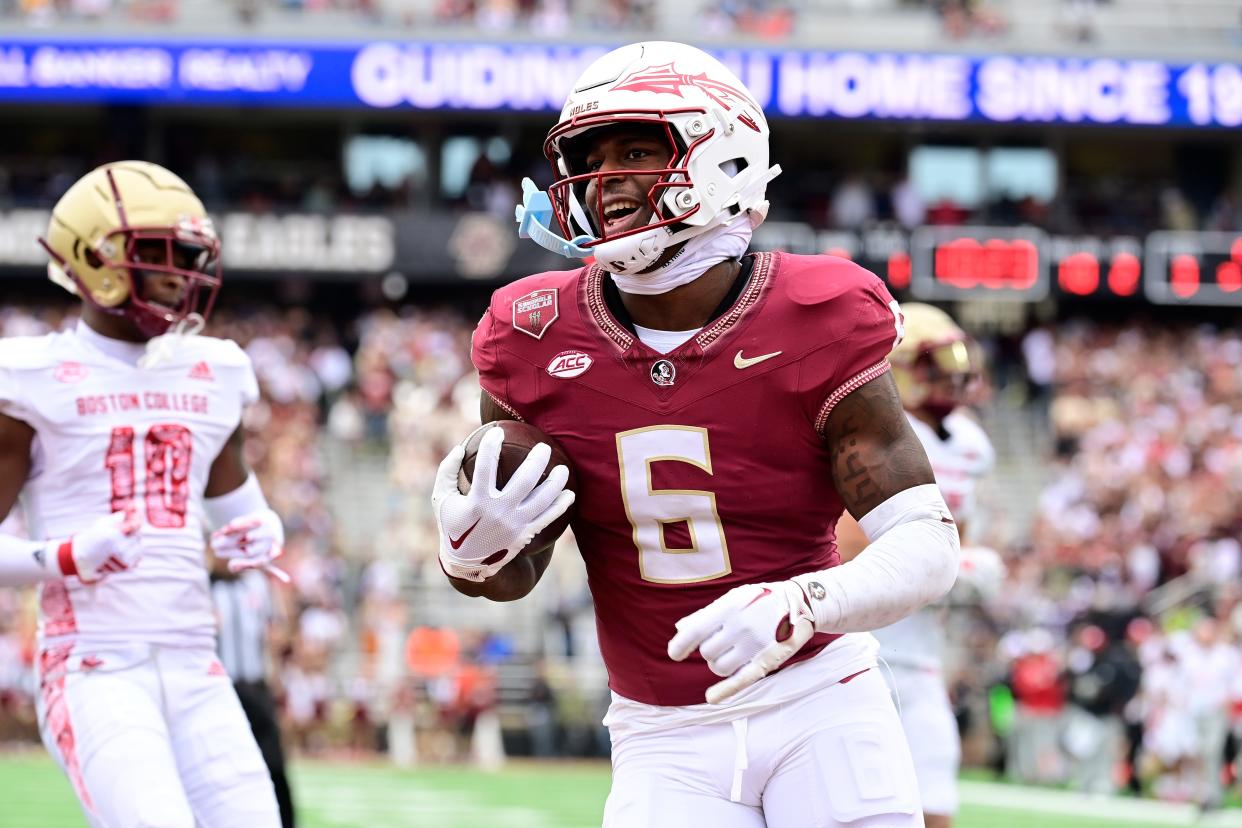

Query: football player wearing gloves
[
  {"left": 206, "top": 475, "right": 290, "bottom": 584},
  {"left": 834, "top": 303, "right": 998, "bottom": 828},
  {"left": 0, "top": 161, "right": 281, "bottom": 828},
  {"left": 432, "top": 425, "right": 575, "bottom": 584},
  {"left": 0, "top": 508, "right": 142, "bottom": 586},
  {"left": 668, "top": 483, "right": 960, "bottom": 704},
  {"left": 436, "top": 40, "right": 959, "bottom": 828}
]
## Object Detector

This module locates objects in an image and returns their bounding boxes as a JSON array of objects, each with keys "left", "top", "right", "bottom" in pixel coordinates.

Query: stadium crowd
[
  {"left": 0, "top": 0, "right": 663, "bottom": 32},
  {"left": 1, "top": 298, "right": 1241, "bottom": 806},
  {"left": 953, "top": 321, "right": 1242, "bottom": 806}
]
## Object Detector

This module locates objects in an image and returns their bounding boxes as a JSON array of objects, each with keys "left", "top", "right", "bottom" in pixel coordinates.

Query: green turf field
[{"left": 2, "top": 751, "right": 1241, "bottom": 828}]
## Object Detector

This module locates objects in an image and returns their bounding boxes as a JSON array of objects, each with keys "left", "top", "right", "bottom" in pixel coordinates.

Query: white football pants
[
  {"left": 885, "top": 665, "right": 961, "bottom": 816},
  {"left": 36, "top": 642, "right": 281, "bottom": 828},
  {"left": 603, "top": 668, "right": 923, "bottom": 828}
]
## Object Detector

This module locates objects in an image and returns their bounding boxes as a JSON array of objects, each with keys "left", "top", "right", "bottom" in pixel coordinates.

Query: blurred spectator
[
  {"left": 1059, "top": 0, "right": 1101, "bottom": 43},
  {"left": 933, "top": 0, "right": 1007, "bottom": 38},
  {"left": 527, "top": 660, "right": 559, "bottom": 757},
  {"left": 891, "top": 175, "right": 926, "bottom": 230},
  {"left": 211, "top": 564, "right": 297, "bottom": 828},
  {"left": 696, "top": 0, "right": 794, "bottom": 38},
  {"left": 1062, "top": 623, "right": 1139, "bottom": 795},
  {"left": 830, "top": 175, "right": 876, "bottom": 229},
  {"left": 1160, "top": 186, "right": 1199, "bottom": 231},
  {"left": 1006, "top": 629, "right": 1067, "bottom": 784},
  {"left": 1181, "top": 618, "right": 1238, "bottom": 807}
]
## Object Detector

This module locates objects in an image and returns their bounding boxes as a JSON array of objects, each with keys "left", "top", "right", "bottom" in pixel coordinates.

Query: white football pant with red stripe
[{"left": 36, "top": 643, "right": 280, "bottom": 828}]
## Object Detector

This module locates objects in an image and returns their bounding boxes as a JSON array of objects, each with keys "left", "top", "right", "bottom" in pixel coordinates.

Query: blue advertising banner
[{"left": 0, "top": 38, "right": 1238, "bottom": 127}]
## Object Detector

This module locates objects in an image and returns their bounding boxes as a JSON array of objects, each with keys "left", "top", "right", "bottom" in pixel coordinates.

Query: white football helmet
[{"left": 516, "top": 41, "right": 781, "bottom": 275}]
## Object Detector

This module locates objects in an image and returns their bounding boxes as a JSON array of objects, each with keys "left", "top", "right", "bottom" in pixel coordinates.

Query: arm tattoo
[{"left": 825, "top": 373, "right": 935, "bottom": 518}]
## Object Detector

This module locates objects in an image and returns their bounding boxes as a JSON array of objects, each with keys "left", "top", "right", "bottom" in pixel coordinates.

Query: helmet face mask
[
  {"left": 546, "top": 113, "right": 703, "bottom": 259},
  {"left": 39, "top": 162, "right": 222, "bottom": 340},
  {"left": 909, "top": 342, "right": 973, "bottom": 419},
  {"left": 122, "top": 230, "right": 222, "bottom": 338},
  {"left": 890, "top": 303, "right": 976, "bottom": 419}
]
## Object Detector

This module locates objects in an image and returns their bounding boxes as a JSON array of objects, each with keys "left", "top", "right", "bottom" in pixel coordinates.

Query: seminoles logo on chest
[
  {"left": 612, "top": 63, "right": 753, "bottom": 111},
  {"left": 512, "top": 289, "right": 559, "bottom": 340}
]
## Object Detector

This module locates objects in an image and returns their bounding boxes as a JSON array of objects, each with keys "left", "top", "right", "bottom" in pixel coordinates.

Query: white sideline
[{"left": 959, "top": 780, "right": 1242, "bottom": 826}]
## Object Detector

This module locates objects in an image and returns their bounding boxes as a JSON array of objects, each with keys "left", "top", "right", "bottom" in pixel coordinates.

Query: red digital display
[
  {"left": 887, "top": 251, "right": 911, "bottom": 289},
  {"left": 1217, "top": 261, "right": 1242, "bottom": 292},
  {"left": 934, "top": 238, "right": 1040, "bottom": 290},
  {"left": 909, "top": 226, "right": 1050, "bottom": 302},
  {"left": 1058, "top": 252, "right": 1100, "bottom": 296},
  {"left": 1145, "top": 232, "right": 1242, "bottom": 305},
  {"left": 1054, "top": 249, "right": 1144, "bottom": 299},
  {"left": 1107, "top": 253, "right": 1141, "bottom": 296}
]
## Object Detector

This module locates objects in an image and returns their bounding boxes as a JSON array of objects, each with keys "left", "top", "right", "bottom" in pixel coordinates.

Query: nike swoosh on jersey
[
  {"left": 448, "top": 518, "right": 482, "bottom": 550},
  {"left": 734, "top": 350, "right": 783, "bottom": 369}
]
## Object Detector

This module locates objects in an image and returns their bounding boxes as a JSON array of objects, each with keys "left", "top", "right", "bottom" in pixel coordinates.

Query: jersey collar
[
  {"left": 75, "top": 320, "right": 147, "bottom": 367},
  {"left": 589, "top": 252, "right": 769, "bottom": 351}
]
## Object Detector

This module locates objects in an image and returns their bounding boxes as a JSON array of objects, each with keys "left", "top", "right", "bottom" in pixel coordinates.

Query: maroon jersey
[{"left": 472, "top": 252, "right": 900, "bottom": 705}]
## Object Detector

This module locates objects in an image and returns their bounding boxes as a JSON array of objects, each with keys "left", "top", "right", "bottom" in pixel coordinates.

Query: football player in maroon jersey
[{"left": 431, "top": 42, "right": 961, "bottom": 828}]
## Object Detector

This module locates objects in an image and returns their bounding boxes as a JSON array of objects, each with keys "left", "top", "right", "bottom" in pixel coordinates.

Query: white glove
[
  {"left": 210, "top": 507, "right": 290, "bottom": 584},
  {"left": 954, "top": 545, "right": 1005, "bottom": 599},
  {"left": 668, "top": 580, "right": 816, "bottom": 705},
  {"left": 432, "top": 425, "right": 575, "bottom": 582},
  {"left": 51, "top": 508, "right": 143, "bottom": 584}
]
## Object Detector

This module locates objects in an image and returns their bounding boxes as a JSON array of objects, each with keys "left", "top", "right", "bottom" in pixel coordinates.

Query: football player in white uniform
[
  {"left": 837, "top": 303, "right": 999, "bottom": 828},
  {"left": 0, "top": 161, "right": 283, "bottom": 828}
]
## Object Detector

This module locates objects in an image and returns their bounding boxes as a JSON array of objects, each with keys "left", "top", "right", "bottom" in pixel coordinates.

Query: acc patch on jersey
[
  {"left": 546, "top": 350, "right": 592, "bottom": 379},
  {"left": 512, "top": 289, "right": 559, "bottom": 340}
]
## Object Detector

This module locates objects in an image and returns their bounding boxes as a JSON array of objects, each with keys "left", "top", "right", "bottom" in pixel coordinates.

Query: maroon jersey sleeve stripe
[
  {"left": 814, "top": 360, "right": 891, "bottom": 436},
  {"left": 488, "top": 394, "right": 524, "bottom": 422}
]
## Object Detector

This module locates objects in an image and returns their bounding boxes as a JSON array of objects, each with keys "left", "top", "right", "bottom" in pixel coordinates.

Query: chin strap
[
  {"left": 610, "top": 213, "right": 753, "bottom": 296},
  {"left": 515, "top": 179, "right": 594, "bottom": 259},
  {"left": 138, "top": 312, "right": 205, "bottom": 369},
  {"left": 516, "top": 167, "right": 778, "bottom": 282}
]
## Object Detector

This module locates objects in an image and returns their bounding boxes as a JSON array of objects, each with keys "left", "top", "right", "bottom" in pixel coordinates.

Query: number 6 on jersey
[{"left": 616, "top": 426, "right": 731, "bottom": 584}]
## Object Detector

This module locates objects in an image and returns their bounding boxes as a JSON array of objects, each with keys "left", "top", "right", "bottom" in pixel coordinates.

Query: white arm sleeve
[
  {"left": 203, "top": 473, "right": 270, "bottom": 530},
  {"left": 0, "top": 533, "right": 56, "bottom": 586},
  {"left": 792, "top": 484, "right": 960, "bottom": 633}
]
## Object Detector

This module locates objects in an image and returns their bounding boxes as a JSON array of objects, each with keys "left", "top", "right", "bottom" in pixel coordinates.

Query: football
[{"left": 457, "top": 420, "right": 578, "bottom": 556}]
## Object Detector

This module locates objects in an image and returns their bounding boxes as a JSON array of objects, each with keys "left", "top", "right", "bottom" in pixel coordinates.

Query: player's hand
[
  {"left": 954, "top": 545, "right": 1005, "bottom": 599},
  {"left": 210, "top": 507, "right": 290, "bottom": 584},
  {"left": 432, "top": 426, "right": 574, "bottom": 583},
  {"left": 56, "top": 508, "right": 143, "bottom": 584},
  {"left": 668, "top": 580, "right": 816, "bottom": 705}
]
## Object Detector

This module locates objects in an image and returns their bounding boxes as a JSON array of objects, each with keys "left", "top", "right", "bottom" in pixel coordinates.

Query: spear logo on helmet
[{"left": 612, "top": 62, "right": 752, "bottom": 110}]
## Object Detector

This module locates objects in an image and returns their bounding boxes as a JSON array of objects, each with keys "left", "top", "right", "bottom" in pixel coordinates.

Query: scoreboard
[
  {"left": 753, "top": 222, "right": 1242, "bottom": 307},
  {"left": 1144, "top": 232, "right": 1242, "bottom": 306},
  {"left": 909, "top": 226, "right": 1048, "bottom": 302}
]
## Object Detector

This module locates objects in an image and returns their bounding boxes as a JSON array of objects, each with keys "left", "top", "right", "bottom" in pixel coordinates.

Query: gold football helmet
[
  {"left": 890, "top": 303, "right": 975, "bottom": 418},
  {"left": 39, "top": 161, "right": 221, "bottom": 338}
]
